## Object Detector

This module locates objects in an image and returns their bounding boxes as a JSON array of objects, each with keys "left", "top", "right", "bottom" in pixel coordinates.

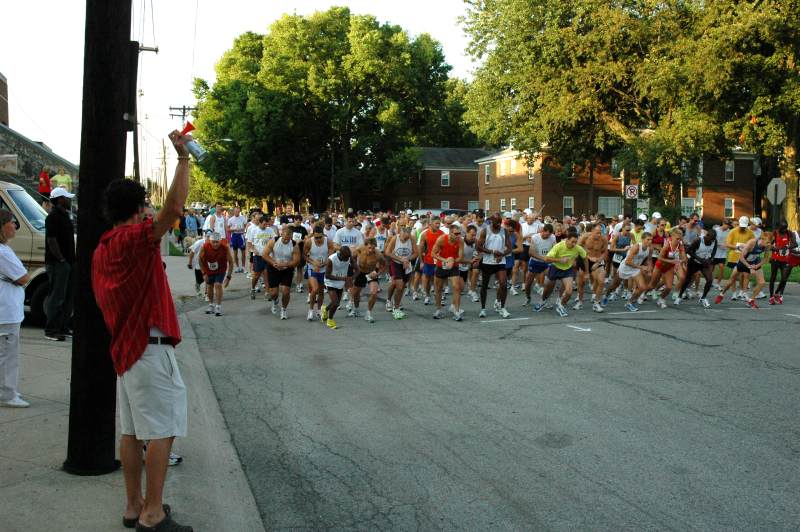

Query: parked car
[
  {"left": 411, "top": 208, "right": 443, "bottom": 218},
  {"left": 0, "top": 180, "right": 50, "bottom": 323}
]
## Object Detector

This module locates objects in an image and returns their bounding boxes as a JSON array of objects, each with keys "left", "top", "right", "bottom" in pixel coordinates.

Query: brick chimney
[{"left": 0, "top": 72, "right": 8, "bottom": 126}]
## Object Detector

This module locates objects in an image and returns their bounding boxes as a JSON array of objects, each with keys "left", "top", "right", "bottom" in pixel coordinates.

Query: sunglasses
[{"left": 451, "top": 232, "right": 462, "bottom": 236}]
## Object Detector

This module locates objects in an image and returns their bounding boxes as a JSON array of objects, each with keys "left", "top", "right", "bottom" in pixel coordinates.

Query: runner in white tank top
[
  {"left": 264, "top": 226, "right": 301, "bottom": 319},
  {"left": 304, "top": 227, "right": 333, "bottom": 321},
  {"left": 322, "top": 247, "right": 354, "bottom": 329}
]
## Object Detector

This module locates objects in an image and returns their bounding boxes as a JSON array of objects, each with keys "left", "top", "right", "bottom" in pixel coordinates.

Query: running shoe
[
  {"left": 700, "top": 298, "right": 711, "bottom": 308},
  {"left": 535, "top": 285, "right": 544, "bottom": 295},
  {"left": 280, "top": 309, "right": 288, "bottom": 320},
  {"left": 509, "top": 286, "right": 519, "bottom": 296},
  {"left": 555, "top": 303, "right": 569, "bottom": 317},
  {"left": 423, "top": 296, "right": 431, "bottom": 305},
  {"left": 672, "top": 295, "right": 681, "bottom": 306},
  {"left": 714, "top": 294, "right": 724, "bottom": 305},
  {"left": 271, "top": 302, "right": 279, "bottom": 315},
  {"left": 625, "top": 302, "right": 638, "bottom": 312},
  {"left": 444, "top": 286, "right": 450, "bottom": 295},
  {"left": 321, "top": 304, "right": 328, "bottom": 321},
  {"left": 755, "top": 290, "right": 767, "bottom": 299},
  {"left": 307, "top": 310, "right": 315, "bottom": 321},
  {"left": 392, "top": 309, "right": 406, "bottom": 320},
  {"left": 453, "top": 309, "right": 464, "bottom": 321},
  {"left": 205, "top": 304, "right": 214, "bottom": 315},
  {"left": 600, "top": 295, "right": 608, "bottom": 307},
  {"left": 433, "top": 309, "right": 444, "bottom": 319},
  {"left": 478, "top": 308, "right": 487, "bottom": 318},
  {"left": 168, "top": 452, "right": 183, "bottom": 466},
  {"left": 347, "top": 308, "right": 356, "bottom": 317},
  {"left": 250, "top": 289, "right": 256, "bottom": 300},
  {"left": 637, "top": 294, "right": 647, "bottom": 305},
  {"left": 326, "top": 318, "right": 338, "bottom": 329},
  {"left": 592, "top": 302, "right": 604, "bottom": 313},
  {"left": 296, "top": 285, "right": 303, "bottom": 293},
  {"left": 412, "top": 291, "right": 420, "bottom": 301},
  {"left": 572, "top": 300, "right": 583, "bottom": 311},
  {"left": 493, "top": 299, "right": 502, "bottom": 311},
  {"left": 656, "top": 298, "right": 667, "bottom": 309},
  {"left": 769, "top": 296, "right": 776, "bottom": 305},
  {"left": 365, "top": 312, "right": 375, "bottom": 323},
  {"left": 306, "top": 294, "right": 311, "bottom": 304},
  {"left": 2, "top": 395, "right": 30, "bottom": 408},
  {"left": 777, "top": 295, "right": 784, "bottom": 304},
  {"left": 385, "top": 300, "right": 393, "bottom": 312},
  {"left": 345, "top": 301, "right": 353, "bottom": 311},
  {"left": 215, "top": 305, "right": 222, "bottom": 317},
  {"left": 343, "top": 292, "right": 349, "bottom": 302},
  {"left": 499, "top": 307, "right": 511, "bottom": 319},
  {"left": 532, "top": 303, "right": 544, "bottom": 312},
  {"left": 591, "top": 294, "right": 597, "bottom": 303},
  {"left": 748, "top": 298, "right": 759, "bottom": 309},
  {"left": 471, "top": 292, "right": 480, "bottom": 303},
  {"left": 522, "top": 297, "right": 530, "bottom": 307}
]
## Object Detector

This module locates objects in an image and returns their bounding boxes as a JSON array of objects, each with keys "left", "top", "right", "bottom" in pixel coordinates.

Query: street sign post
[
  {"left": 624, "top": 185, "right": 638, "bottom": 200},
  {"left": 766, "top": 177, "right": 787, "bottom": 228}
]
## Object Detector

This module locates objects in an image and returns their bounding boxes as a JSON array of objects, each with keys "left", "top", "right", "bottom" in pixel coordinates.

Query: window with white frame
[
  {"left": 484, "top": 199, "right": 490, "bottom": 211},
  {"left": 484, "top": 164, "right": 491, "bottom": 184},
  {"left": 511, "top": 159, "right": 517, "bottom": 174},
  {"left": 440, "top": 171, "right": 450, "bottom": 187},
  {"left": 725, "top": 159, "right": 735, "bottom": 182},
  {"left": 681, "top": 197, "right": 696, "bottom": 216},
  {"left": 500, "top": 160, "right": 506, "bottom": 176},
  {"left": 724, "top": 198, "right": 734, "bottom": 218},
  {"left": 510, "top": 197, "right": 517, "bottom": 210},
  {"left": 500, "top": 198, "right": 507, "bottom": 210},
  {"left": 440, "top": 200, "right": 450, "bottom": 209},
  {"left": 528, "top": 196, "right": 535, "bottom": 209},
  {"left": 597, "top": 196, "right": 622, "bottom": 218},
  {"left": 563, "top": 196, "right": 574, "bottom": 218},
  {"left": 468, "top": 200, "right": 479, "bottom": 211}
]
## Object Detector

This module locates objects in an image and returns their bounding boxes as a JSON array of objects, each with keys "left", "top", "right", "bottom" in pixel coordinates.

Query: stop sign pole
[{"left": 766, "top": 177, "right": 787, "bottom": 228}]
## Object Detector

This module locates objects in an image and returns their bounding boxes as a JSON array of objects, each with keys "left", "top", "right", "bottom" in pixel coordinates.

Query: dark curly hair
[{"left": 103, "top": 178, "right": 147, "bottom": 224}]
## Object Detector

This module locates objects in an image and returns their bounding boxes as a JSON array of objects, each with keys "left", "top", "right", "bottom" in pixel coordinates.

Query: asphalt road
[{"left": 177, "top": 262, "right": 800, "bottom": 531}]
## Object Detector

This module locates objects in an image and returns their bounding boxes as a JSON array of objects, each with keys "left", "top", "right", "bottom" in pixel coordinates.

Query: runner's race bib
[
  {"left": 208, "top": 261, "right": 219, "bottom": 271},
  {"left": 292, "top": 232, "right": 303, "bottom": 243}
]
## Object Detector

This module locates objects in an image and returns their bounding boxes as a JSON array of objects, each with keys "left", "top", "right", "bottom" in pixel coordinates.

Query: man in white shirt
[
  {"left": 227, "top": 206, "right": 247, "bottom": 272},
  {"left": 334, "top": 214, "right": 365, "bottom": 306}
]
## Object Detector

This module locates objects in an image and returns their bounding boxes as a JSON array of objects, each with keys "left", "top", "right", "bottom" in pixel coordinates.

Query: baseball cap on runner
[
  {"left": 752, "top": 217, "right": 762, "bottom": 226},
  {"left": 738, "top": 216, "right": 749, "bottom": 228},
  {"left": 652, "top": 212, "right": 662, "bottom": 219},
  {"left": 638, "top": 214, "right": 648, "bottom": 221},
  {"left": 503, "top": 211, "right": 513, "bottom": 218}
]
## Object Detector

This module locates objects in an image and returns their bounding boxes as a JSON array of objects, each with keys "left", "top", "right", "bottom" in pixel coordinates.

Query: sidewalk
[{"left": 0, "top": 256, "right": 264, "bottom": 531}]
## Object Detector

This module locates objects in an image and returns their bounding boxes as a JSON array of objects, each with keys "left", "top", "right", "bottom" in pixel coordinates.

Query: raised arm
[{"left": 153, "top": 131, "right": 191, "bottom": 242}]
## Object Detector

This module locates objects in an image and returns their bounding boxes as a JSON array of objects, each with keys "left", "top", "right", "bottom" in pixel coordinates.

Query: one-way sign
[{"left": 766, "top": 178, "right": 787, "bottom": 205}]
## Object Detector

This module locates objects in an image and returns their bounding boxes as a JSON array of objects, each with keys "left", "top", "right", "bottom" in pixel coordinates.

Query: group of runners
[{"left": 184, "top": 207, "right": 799, "bottom": 327}]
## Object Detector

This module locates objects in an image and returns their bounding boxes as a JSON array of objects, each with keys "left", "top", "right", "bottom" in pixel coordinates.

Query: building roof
[
  {"left": 0, "top": 121, "right": 78, "bottom": 173},
  {"left": 474, "top": 147, "right": 526, "bottom": 164},
  {"left": 417, "top": 147, "right": 489, "bottom": 171}
]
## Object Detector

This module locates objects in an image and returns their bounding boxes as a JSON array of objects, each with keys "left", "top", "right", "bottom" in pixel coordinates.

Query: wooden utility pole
[{"left": 63, "top": 0, "right": 132, "bottom": 475}]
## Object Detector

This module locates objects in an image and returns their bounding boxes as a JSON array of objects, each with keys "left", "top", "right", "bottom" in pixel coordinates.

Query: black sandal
[
  {"left": 122, "top": 504, "right": 171, "bottom": 529},
  {"left": 134, "top": 514, "right": 193, "bottom": 532}
]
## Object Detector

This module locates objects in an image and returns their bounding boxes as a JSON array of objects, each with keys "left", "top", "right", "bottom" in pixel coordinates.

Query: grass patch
[
  {"left": 168, "top": 241, "right": 185, "bottom": 256},
  {"left": 718, "top": 263, "right": 800, "bottom": 283}
]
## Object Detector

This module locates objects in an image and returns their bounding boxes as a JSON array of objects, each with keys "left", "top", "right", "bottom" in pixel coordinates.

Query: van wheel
[{"left": 27, "top": 282, "right": 49, "bottom": 326}]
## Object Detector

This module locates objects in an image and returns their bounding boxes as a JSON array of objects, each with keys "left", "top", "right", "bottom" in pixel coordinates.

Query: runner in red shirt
[
  {"left": 198, "top": 232, "right": 234, "bottom": 316},
  {"left": 92, "top": 130, "right": 194, "bottom": 532},
  {"left": 432, "top": 225, "right": 465, "bottom": 320},
  {"left": 418, "top": 217, "right": 443, "bottom": 305},
  {"left": 769, "top": 221, "right": 797, "bottom": 304}
]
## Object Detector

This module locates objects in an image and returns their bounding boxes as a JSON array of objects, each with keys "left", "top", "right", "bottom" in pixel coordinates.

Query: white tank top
[
  {"left": 391, "top": 237, "right": 413, "bottom": 262},
  {"left": 376, "top": 229, "right": 389, "bottom": 252},
  {"left": 618, "top": 244, "right": 650, "bottom": 276},
  {"left": 325, "top": 252, "right": 350, "bottom": 289},
  {"left": 308, "top": 237, "right": 329, "bottom": 264},
  {"left": 271, "top": 238, "right": 295, "bottom": 263},
  {"left": 213, "top": 215, "right": 226, "bottom": 236},
  {"left": 482, "top": 227, "right": 506, "bottom": 264},
  {"left": 695, "top": 239, "right": 715, "bottom": 260}
]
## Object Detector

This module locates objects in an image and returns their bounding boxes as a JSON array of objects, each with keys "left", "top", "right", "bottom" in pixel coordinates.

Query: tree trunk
[
  {"left": 781, "top": 135, "right": 798, "bottom": 231},
  {"left": 588, "top": 159, "right": 595, "bottom": 214}
]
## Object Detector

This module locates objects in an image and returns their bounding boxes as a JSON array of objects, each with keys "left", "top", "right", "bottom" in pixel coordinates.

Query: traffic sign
[
  {"left": 624, "top": 185, "right": 638, "bottom": 200},
  {"left": 766, "top": 178, "right": 787, "bottom": 205}
]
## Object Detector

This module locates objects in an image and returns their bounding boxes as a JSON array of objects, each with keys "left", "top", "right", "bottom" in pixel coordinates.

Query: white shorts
[
  {"left": 617, "top": 265, "right": 642, "bottom": 280},
  {"left": 118, "top": 344, "right": 187, "bottom": 441}
]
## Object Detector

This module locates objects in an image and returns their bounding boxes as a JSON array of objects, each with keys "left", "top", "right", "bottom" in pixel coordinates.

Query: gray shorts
[{"left": 118, "top": 344, "right": 187, "bottom": 440}]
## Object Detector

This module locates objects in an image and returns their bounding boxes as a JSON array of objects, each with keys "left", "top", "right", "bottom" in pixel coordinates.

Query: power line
[
  {"left": 150, "top": 0, "right": 157, "bottom": 45},
  {"left": 190, "top": 0, "right": 199, "bottom": 88}
]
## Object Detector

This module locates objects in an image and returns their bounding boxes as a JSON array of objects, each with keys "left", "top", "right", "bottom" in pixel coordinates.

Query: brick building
[
  {"left": 389, "top": 147, "right": 489, "bottom": 212},
  {"left": 477, "top": 148, "right": 761, "bottom": 224}
]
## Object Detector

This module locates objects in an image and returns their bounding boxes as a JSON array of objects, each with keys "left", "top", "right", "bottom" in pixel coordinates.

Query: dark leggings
[
  {"left": 679, "top": 259, "right": 713, "bottom": 299},
  {"left": 769, "top": 260, "right": 792, "bottom": 296}
]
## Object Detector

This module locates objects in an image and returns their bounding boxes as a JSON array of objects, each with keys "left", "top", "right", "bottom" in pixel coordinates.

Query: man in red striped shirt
[{"left": 92, "top": 130, "right": 193, "bottom": 532}]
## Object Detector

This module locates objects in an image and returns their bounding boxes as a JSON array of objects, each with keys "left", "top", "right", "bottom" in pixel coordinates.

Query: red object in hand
[{"left": 181, "top": 122, "right": 196, "bottom": 135}]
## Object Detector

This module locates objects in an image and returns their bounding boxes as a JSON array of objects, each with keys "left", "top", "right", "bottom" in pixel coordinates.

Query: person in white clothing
[
  {"left": 333, "top": 214, "right": 365, "bottom": 306},
  {"left": 226, "top": 207, "right": 247, "bottom": 272},
  {"left": 264, "top": 226, "right": 302, "bottom": 319},
  {"left": 0, "top": 210, "right": 30, "bottom": 408},
  {"left": 249, "top": 216, "right": 276, "bottom": 299},
  {"left": 304, "top": 226, "right": 334, "bottom": 320},
  {"left": 187, "top": 231, "right": 210, "bottom": 297}
]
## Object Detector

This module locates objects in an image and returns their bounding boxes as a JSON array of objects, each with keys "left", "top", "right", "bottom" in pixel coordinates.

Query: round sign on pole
[
  {"left": 625, "top": 185, "right": 639, "bottom": 200},
  {"left": 766, "top": 178, "right": 787, "bottom": 205}
]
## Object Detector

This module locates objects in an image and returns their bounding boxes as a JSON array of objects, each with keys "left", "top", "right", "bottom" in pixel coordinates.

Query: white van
[{"left": 0, "top": 181, "right": 49, "bottom": 323}]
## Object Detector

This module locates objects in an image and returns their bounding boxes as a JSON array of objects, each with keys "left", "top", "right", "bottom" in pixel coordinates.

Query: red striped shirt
[{"left": 92, "top": 220, "right": 181, "bottom": 376}]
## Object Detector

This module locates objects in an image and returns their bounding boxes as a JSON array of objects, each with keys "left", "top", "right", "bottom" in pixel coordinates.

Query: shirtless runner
[
  {"left": 577, "top": 223, "right": 608, "bottom": 313},
  {"left": 352, "top": 238, "right": 386, "bottom": 323}
]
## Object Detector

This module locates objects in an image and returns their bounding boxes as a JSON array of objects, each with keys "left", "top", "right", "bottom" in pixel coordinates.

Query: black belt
[{"left": 148, "top": 337, "right": 171, "bottom": 345}]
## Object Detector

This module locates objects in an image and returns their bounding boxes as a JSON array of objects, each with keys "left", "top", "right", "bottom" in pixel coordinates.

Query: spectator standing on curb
[
  {"left": 92, "top": 130, "right": 193, "bottom": 532},
  {"left": 44, "top": 187, "right": 75, "bottom": 342},
  {"left": 50, "top": 166, "right": 73, "bottom": 192},
  {"left": 38, "top": 166, "right": 52, "bottom": 209},
  {"left": 0, "top": 209, "right": 30, "bottom": 408}
]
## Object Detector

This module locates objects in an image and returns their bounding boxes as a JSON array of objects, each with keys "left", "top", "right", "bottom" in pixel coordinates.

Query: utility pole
[
  {"left": 63, "top": 0, "right": 132, "bottom": 475},
  {"left": 169, "top": 105, "right": 197, "bottom": 123}
]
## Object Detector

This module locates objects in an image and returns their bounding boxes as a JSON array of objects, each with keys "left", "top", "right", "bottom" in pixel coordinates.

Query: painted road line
[
  {"left": 480, "top": 317, "right": 531, "bottom": 323},
  {"left": 785, "top": 313, "right": 800, "bottom": 319},
  {"left": 607, "top": 310, "right": 658, "bottom": 315},
  {"left": 567, "top": 325, "right": 592, "bottom": 332}
]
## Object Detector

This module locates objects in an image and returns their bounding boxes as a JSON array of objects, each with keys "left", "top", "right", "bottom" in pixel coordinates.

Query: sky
[{"left": 1, "top": 0, "right": 476, "bottom": 181}]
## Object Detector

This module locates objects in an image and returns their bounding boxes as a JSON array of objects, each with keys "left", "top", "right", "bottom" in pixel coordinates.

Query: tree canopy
[{"left": 194, "top": 8, "right": 479, "bottom": 210}]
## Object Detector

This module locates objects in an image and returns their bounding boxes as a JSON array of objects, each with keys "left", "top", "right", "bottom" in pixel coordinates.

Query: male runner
[
  {"left": 290, "top": 217, "right": 309, "bottom": 293},
  {"left": 524, "top": 223, "right": 555, "bottom": 305},
  {"left": 249, "top": 215, "right": 276, "bottom": 299},
  {"left": 203, "top": 202, "right": 227, "bottom": 241},
  {"left": 432, "top": 224, "right": 465, "bottom": 320},
  {"left": 322, "top": 246, "right": 355, "bottom": 330},
  {"left": 477, "top": 213, "right": 512, "bottom": 318},
  {"left": 604, "top": 232, "right": 653, "bottom": 312},
  {"left": 187, "top": 231, "right": 209, "bottom": 298},
  {"left": 716, "top": 233, "right": 768, "bottom": 308},
  {"left": 198, "top": 232, "right": 233, "bottom": 316},
  {"left": 352, "top": 238, "right": 386, "bottom": 322},
  {"left": 576, "top": 223, "right": 608, "bottom": 312},
  {"left": 226, "top": 206, "right": 247, "bottom": 272},
  {"left": 304, "top": 226, "right": 333, "bottom": 320},
  {"left": 418, "top": 217, "right": 444, "bottom": 305},
  {"left": 384, "top": 225, "right": 418, "bottom": 319},
  {"left": 334, "top": 214, "right": 365, "bottom": 306},
  {"left": 461, "top": 225, "right": 480, "bottom": 303},
  {"left": 533, "top": 226, "right": 587, "bottom": 317},
  {"left": 678, "top": 229, "right": 717, "bottom": 308},
  {"left": 263, "top": 226, "right": 301, "bottom": 319}
]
